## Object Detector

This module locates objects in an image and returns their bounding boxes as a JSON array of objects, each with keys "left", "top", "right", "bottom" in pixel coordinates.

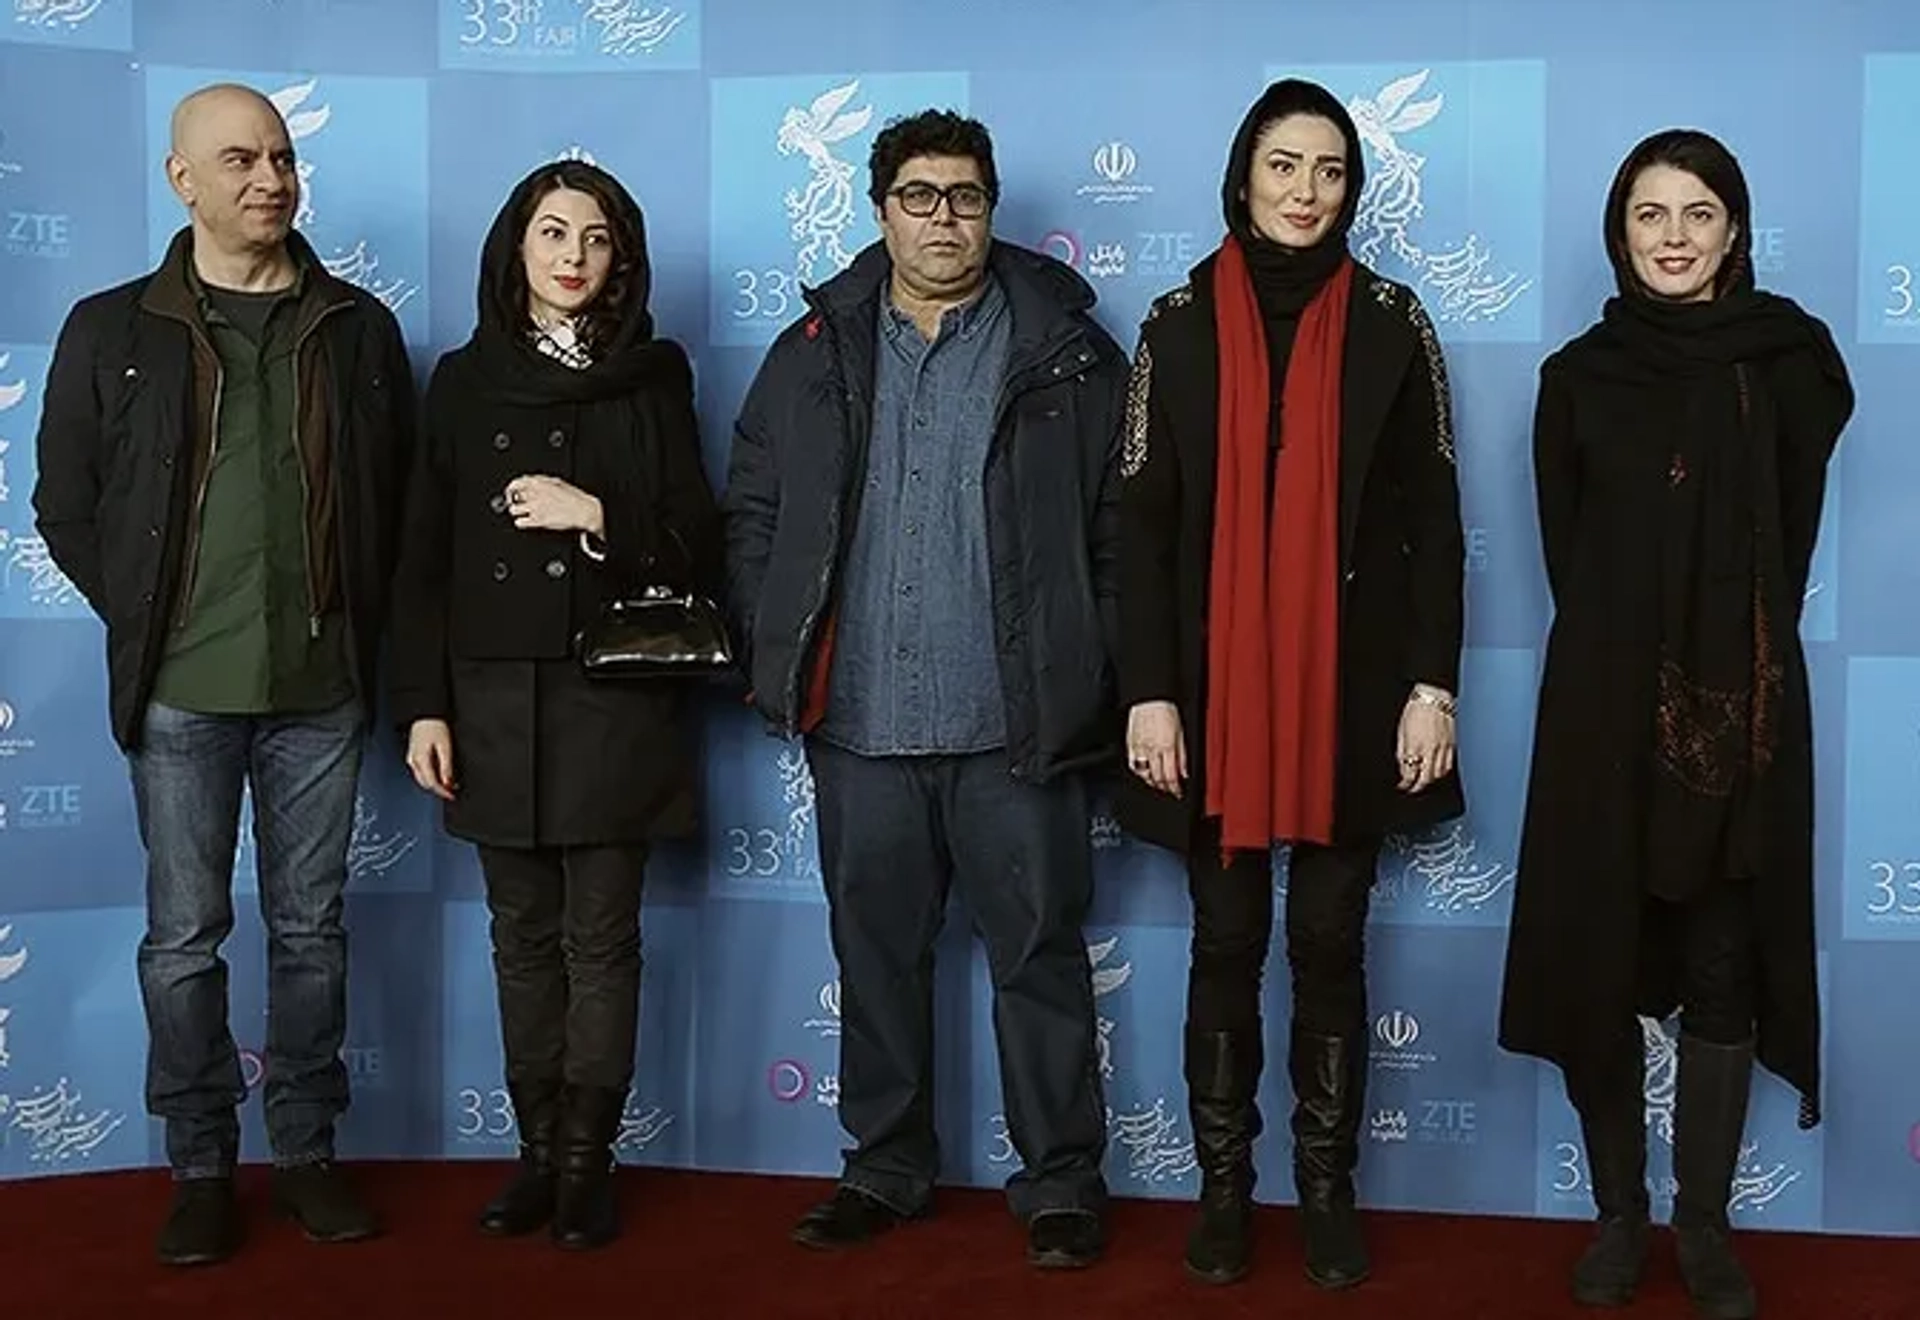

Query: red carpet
[{"left": 0, "top": 1163, "right": 1914, "bottom": 1318}]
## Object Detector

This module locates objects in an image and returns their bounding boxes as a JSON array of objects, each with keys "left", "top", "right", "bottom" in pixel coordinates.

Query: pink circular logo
[
  {"left": 767, "top": 1059, "right": 809, "bottom": 1103},
  {"left": 239, "top": 1048, "right": 265, "bottom": 1092},
  {"left": 1040, "top": 230, "right": 1081, "bottom": 269}
]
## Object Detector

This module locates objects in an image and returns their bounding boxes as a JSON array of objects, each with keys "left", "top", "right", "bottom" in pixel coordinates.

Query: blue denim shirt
[{"left": 817, "top": 275, "right": 1013, "bottom": 755}]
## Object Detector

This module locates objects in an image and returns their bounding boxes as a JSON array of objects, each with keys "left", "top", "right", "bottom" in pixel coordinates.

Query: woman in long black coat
[
  {"left": 389, "top": 160, "right": 721, "bottom": 1251},
  {"left": 1498, "top": 131, "right": 1851, "bottom": 1320},
  {"left": 1117, "top": 79, "right": 1466, "bottom": 1290}
]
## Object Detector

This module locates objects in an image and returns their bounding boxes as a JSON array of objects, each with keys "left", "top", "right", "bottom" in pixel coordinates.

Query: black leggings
[
  {"left": 1567, "top": 879, "right": 1759, "bottom": 1109},
  {"left": 1187, "top": 828, "right": 1379, "bottom": 1038}
]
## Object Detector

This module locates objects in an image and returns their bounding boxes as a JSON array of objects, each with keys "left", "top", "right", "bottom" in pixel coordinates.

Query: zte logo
[
  {"left": 17, "top": 784, "right": 80, "bottom": 827},
  {"left": 5, "top": 211, "right": 71, "bottom": 257},
  {"left": 1375, "top": 1009, "right": 1421, "bottom": 1050}
]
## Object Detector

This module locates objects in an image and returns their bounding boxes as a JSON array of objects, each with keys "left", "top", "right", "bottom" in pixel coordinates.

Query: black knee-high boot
[
  {"left": 1672, "top": 1035, "right": 1757, "bottom": 1320},
  {"left": 1184, "top": 1027, "right": 1263, "bottom": 1284},
  {"left": 1289, "top": 1023, "right": 1369, "bottom": 1289},
  {"left": 1565, "top": 1046, "right": 1651, "bottom": 1306}
]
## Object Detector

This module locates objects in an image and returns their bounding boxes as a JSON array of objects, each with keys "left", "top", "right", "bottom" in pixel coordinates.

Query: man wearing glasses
[{"left": 723, "top": 109, "right": 1128, "bottom": 1269}]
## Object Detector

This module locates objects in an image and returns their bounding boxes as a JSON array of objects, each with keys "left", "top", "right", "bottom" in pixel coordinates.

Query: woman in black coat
[
  {"left": 389, "top": 160, "right": 721, "bottom": 1250},
  {"left": 1498, "top": 131, "right": 1851, "bottom": 1320},
  {"left": 1117, "top": 79, "right": 1466, "bottom": 1290}
]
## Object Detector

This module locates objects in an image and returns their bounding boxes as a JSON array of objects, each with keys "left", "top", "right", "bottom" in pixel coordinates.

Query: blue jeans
[
  {"left": 807, "top": 740, "right": 1109, "bottom": 1220},
  {"left": 129, "top": 699, "right": 363, "bottom": 1179}
]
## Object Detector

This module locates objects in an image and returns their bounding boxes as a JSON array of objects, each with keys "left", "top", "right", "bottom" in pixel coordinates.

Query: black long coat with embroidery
[
  {"left": 1498, "top": 335, "right": 1846, "bottom": 1119},
  {"left": 1114, "top": 255, "right": 1467, "bottom": 855}
]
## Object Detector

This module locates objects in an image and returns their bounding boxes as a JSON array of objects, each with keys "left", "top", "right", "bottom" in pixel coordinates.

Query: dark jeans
[
  {"left": 1187, "top": 833, "right": 1379, "bottom": 1038},
  {"left": 476, "top": 844, "right": 648, "bottom": 1093},
  {"left": 807, "top": 739, "right": 1108, "bottom": 1220},
  {"left": 1569, "top": 880, "right": 1759, "bottom": 1109},
  {"left": 129, "top": 698, "right": 363, "bottom": 1180}
]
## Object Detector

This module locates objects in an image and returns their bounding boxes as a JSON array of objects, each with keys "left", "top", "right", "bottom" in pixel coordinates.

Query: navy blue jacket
[{"left": 721, "top": 240, "right": 1128, "bottom": 782}]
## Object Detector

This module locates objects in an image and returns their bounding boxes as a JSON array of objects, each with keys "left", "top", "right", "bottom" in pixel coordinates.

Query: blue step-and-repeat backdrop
[{"left": 1, "top": 0, "right": 1918, "bottom": 1237}]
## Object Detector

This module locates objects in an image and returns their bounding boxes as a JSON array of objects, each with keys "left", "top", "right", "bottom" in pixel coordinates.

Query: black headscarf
[
  {"left": 1570, "top": 130, "right": 1853, "bottom": 899},
  {"left": 1220, "top": 78, "right": 1365, "bottom": 321},
  {"left": 457, "top": 159, "right": 685, "bottom": 407}
]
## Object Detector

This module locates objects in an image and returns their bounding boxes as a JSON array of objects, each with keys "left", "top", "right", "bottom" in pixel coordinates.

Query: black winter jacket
[{"left": 32, "top": 231, "right": 415, "bottom": 749}]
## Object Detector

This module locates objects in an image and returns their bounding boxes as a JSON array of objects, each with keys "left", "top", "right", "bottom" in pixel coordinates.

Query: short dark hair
[
  {"left": 866, "top": 109, "right": 999, "bottom": 209},
  {"left": 1603, "top": 128, "right": 1753, "bottom": 299}
]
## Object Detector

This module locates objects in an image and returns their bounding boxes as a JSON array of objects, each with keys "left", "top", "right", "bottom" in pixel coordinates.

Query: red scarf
[{"left": 1204, "top": 237, "right": 1352, "bottom": 853}]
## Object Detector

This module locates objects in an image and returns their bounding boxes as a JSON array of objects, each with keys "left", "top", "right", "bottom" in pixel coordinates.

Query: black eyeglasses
[{"left": 888, "top": 181, "right": 994, "bottom": 220}]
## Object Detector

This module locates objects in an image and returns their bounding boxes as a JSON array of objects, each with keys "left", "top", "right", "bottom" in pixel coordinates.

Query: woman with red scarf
[{"left": 1116, "top": 79, "right": 1466, "bottom": 1290}]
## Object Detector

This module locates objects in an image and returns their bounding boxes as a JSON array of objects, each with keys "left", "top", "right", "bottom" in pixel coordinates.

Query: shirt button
[
  {"left": 490, "top": 493, "right": 508, "bottom": 513},
  {"left": 908, "top": 469, "right": 921, "bottom": 481},
  {"left": 904, "top": 524, "right": 918, "bottom": 536},
  {"left": 492, "top": 560, "right": 510, "bottom": 582},
  {"left": 896, "top": 646, "right": 910, "bottom": 659},
  {"left": 492, "top": 431, "right": 511, "bottom": 451},
  {"left": 914, "top": 415, "right": 929, "bottom": 428},
  {"left": 548, "top": 428, "right": 566, "bottom": 448},
  {"left": 546, "top": 559, "right": 567, "bottom": 579}
]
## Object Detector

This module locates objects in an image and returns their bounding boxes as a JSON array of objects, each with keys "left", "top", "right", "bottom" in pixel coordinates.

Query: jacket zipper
[
  {"left": 290, "top": 302, "right": 349, "bottom": 639},
  {"left": 781, "top": 298, "right": 864, "bottom": 732},
  {"left": 175, "top": 343, "right": 226, "bottom": 632}
]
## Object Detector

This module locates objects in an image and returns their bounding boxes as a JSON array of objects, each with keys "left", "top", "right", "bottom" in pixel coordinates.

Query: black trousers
[
  {"left": 477, "top": 843, "right": 648, "bottom": 1093},
  {"left": 1569, "top": 879, "right": 1758, "bottom": 1107},
  {"left": 807, "top": 739, "right": 1108, "bottom": 1220},
  {"left": 1187, "top": 833, "right": 1379, "bottom": 1038}
]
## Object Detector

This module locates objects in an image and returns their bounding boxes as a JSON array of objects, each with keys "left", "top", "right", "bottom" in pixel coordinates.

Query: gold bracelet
[{"left": 1412, "top": 685, "right": 1458, "bottom": 719}]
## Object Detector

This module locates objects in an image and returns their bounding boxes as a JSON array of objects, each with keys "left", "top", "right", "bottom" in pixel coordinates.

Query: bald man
[{"left": 32, "top": 83, "right": 415, "bottom": 1265}]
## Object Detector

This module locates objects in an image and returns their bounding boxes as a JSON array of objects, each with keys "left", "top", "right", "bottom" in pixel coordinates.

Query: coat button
[
  {"left": 123, "top": 366, "right": 138, "bottom": 379},
  {"left": 547, "top": 428, "right": 566, "bottom": 448},
  {"left": 490, "top": 493, "right": 508, "bottom": 514},
  {"left": 1344, "top": 568, "right": 1357, "bottom": 583},
  {"left": 492, "top": 560, "right": 510, "bottom": 582},
  {"left": 492, "top": 431, "right": 511, "bottom": 451},
  {"left": 545, "top": 558, "right": 567, "bottom": 579},
  {"left": 148, "top": 525, "right": 160, "bottom": 538}
]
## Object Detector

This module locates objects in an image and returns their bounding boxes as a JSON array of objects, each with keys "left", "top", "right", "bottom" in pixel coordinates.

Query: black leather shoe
[
  {"left": 791, "top": 1186, "right": 910, "bottom": 1250},
  {"left": 1027, "top": 1208, "right": 1104, "bottom": 1270},
  {"left": 271, "top": 1162, "right": 379, "bottom": 1243},
  {"left": 157, "top": 1178, "right": 243, "bottom": 1266}
]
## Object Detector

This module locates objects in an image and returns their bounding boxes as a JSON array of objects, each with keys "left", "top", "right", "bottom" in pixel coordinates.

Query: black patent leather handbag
[{"left": 576, "top": 529, "right": 734, "bottom": 681}]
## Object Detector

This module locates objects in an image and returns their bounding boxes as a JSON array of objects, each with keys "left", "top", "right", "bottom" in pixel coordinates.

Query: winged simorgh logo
[
  {"left": 777, "top": 81, "right": 873, "bottom": 286},
  {"left": 1346, "top": 70, "right": 1531, "bottom": 323},
  {"left": 267, "top": 79, "right": 420, "bottom": 316}
]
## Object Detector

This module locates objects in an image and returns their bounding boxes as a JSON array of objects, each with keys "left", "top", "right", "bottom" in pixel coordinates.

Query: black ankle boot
[
  {"left": 1673, "top": 1035, "right": 1758, "bottom": 1320},
  {"left": 1289, "top": 1025, "right": 1369, "bottom": 1290},
  {"left": 1567, "top": 1066, "right": 1651, "bottom": 1306},
  {"left": 1183, "top": 1027, "right": 1263, "bottom": 1285},
  {"left": 478, "top": 1078, "right": 560, "bottom": 1236},
  {"left": 551, "top": 1084, "right": 626, "bottom": 1250}
]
